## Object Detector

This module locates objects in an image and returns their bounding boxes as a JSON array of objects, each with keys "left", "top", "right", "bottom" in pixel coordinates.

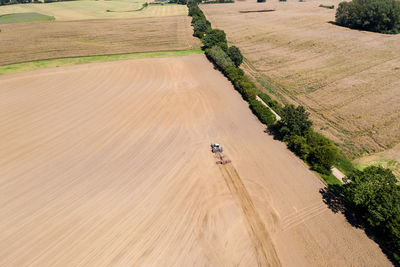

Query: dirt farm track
[{"left": 0, "top": 55, "right": 391, "bottom": 266}]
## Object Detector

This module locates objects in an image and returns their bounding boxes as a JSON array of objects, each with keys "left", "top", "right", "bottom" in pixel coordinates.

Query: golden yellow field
[
  {"left": 0, "top": 16, "right": 200, "bottom": 65},
  {"left": 0, "top": 0, "right": 187, "bottom": 21}
]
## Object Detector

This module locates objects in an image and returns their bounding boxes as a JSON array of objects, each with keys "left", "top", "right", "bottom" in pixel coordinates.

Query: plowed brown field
[
  {"left": 202, "top": 0, "right": 400, "bottom": 155},
  {"left": 0, "top": 55, "right": 391, "bottom": 266}
]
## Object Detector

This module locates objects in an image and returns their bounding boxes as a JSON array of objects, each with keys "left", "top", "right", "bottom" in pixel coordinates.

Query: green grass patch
[
  {"left": 0, "top": 12, "right": 54, "bottom": 24},
  {"left": 0, "top": 49, "right": 203, "bottom": 76},
  {"left": 320, "top": 173, "right": 343, "bottom": 186},
  {"left": 335, "top": 152, "right": 356, "bottom": 176}
]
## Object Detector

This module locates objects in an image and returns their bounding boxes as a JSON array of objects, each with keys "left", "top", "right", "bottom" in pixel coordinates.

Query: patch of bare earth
[
  {"left": 0, "top": 55, "right": 391, "bottom": 266},
  {"left": 0, "top": 15, "right": 200, "bottom": 65},
  {"left": 202, "top": 0, "right": 400, "bottom": 155}
]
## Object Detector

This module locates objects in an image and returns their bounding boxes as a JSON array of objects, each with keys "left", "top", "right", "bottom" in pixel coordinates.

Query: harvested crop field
[
  {"left": 0, "top": 16, "right": 200, "bottom": 65},
  {"left": 202, "top": 0, "right": 400, "bottom": 155},
  {"left": 0, "top": 1, "right": 187, "bottom": 21},
  {"left": 0, "top": 55, "right": 391, "bottom": 266}
]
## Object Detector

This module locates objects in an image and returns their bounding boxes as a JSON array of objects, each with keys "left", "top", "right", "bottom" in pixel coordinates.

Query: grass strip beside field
[
  {"left": 0, "top": 49, "right": 203, "bottom": 76},
  {"left": 0, "top": 12, "right": 54, "bottom": 24}
]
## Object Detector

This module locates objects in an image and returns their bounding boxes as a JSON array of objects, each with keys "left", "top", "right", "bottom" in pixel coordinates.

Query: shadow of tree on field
[
  {"left": 319, "top": 186, "right": 363, "bottom": 228},
  {"left": 263, "top": 124, "right": 283, "bottom": 141},
  {"left": 319, "top": 186, "right": 399, "bottom": 266}
]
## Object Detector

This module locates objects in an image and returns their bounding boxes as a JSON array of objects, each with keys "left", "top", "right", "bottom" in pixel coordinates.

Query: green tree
[
  {"left": 227, "top": 46, "right": 243, "bottom": 67},
  {"left": 336, "top": 0, "right": 400, "bottom": 34},
  {"left": 307, "top": 142, "right": 338, "bottom": 174},
  {"left": 285, "top": 135, "right": 310, "bottom": 160},
  {"left": 244, "top": 87, "right": 258, "bottom": 101},
  {"left": 225, "top": 66, "right": 244, "bottom": 83},
  {"left": 248, "top": 99, "right": 276, "bottom": 126},
  {"left": 202, "top": 29, "right": 228, "bottom": 51},
  {"left": 206, "top": 45, "right": 235, "bottom": 70},
  {"left": 279, "top": 104, "right": 312, "bottom": 137},
  {"left": 344, "top": 166, "right": 400, "bottom": 227},
  {"left": 188, "top": 3, "right": 202, "bottom": 17},
  {"left": 193, "top": 19, "right": 209, "bottom": 38}
]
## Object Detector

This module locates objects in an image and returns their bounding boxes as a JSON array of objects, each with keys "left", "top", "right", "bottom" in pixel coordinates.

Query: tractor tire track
[{"left": 219, "top": 164, "right": 281, "bottom": 267}]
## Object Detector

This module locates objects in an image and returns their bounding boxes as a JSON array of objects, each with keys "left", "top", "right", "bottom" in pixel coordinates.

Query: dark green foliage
[
  {"left": 343, "top": 166, "right": 400, "bottom": 260},
  {"left": 335, "top": 0, "right": 400, "bottom": 34},
  {"left": 237, "top": 77, "right": 256, "bottom": 95},
  {"left": 257, "top": 0, "right": 266, "bottom": 2},
  {"left": 344, "top": 166, "right": 400, "bottom": 227},
  {"left": 279, "top": 104, "right": 312, "bottom": 137},
  {"left": 202, "top": 29, "right": 228, "bottom": 51},
  {"left": 248, "top": 99, "right": 276, "bottom": 126},
  {"left": 189, "top": 4, "right": 212, "bottom": 38},
  {"left": 284, "top": 130, "right": 338, "bottom": 174},
  {"left": 285, "top": 135, "right": 309, "bottom": 160},
  {"left": 227, "top": 46, "right": 243, "bottom": 67},
  {"left": 307, "top": 136, "right": 338, "bottom": 174},
  {"left": 188, "top": 3, "right": 203, "bottom": 16},
  {"left": 243, "top": 87, "right": 258, "bottom": 101},
  {"left": 193, "top": 19, "right": 210, "bottom": 37},
  {"left": 169, "top": 0, "right": 190, "bottom": 4},
  {"left": 225, "top": 66, "right": 244, "bottom": 83}
]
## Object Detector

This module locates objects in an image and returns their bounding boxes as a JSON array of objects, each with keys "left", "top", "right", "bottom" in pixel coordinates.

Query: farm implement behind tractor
[{"left": 211, "top": 143, "right": 231, "bottom": 165}]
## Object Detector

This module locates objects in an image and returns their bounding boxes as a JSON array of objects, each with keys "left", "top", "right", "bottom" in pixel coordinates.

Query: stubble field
[
  {"left": 0, "top": 0, "right": 187, "bottom": 21},
  {"left": 0, "top": 15, "right": 200, "bottom": 65},
  {"left": 202, "top": 0, "right": 400, "bottom": 156},
  {"left": 0, "top": 55, "right": 391, "bottom": 266}
]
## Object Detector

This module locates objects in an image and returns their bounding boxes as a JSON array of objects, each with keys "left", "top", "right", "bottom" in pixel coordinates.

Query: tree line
[{"left": 188, "top": 2, "right": 400, "bottom": 263}]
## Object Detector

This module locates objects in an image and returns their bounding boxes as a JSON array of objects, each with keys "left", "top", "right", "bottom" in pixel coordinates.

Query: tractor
[{"left": 211, "top": 143, "right": 231, "bottom": 164}]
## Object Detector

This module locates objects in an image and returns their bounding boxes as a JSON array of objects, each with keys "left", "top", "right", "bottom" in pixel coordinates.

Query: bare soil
[
  {"left": 202, "top": 0, "right": 400, "bottom": 155},
  {"left": 0, "top": 55, "right": 391, "bottom": 266},
  {"left": 0, "top": 16, "right": 200, "bottom": 65}
]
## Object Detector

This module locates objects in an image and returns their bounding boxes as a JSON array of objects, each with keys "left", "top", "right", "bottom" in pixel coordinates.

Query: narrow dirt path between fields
[
  {"left": 219, "top": 164, "right": 281, "bottom": 267},
  {"left": 331, "top": 167, "right": 345, "bottom": 184},
  {"left": 255, "top": 95, "right": 281, "bottom": 121}
]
